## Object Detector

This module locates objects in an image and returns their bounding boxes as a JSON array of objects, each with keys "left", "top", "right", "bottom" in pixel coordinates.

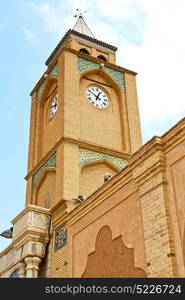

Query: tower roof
[
  {"left": 45, "top": 11, "right": 117, "bottom": 67},
  {"left": 45, "top": 29, "right": 117, "bottom": 66},
  {"left": 73, "top": 10, "right": 95, "bottom": 38}
]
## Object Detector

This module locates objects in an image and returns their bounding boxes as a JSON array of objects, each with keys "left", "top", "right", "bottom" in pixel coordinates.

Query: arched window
[
  {"left": 79, "top": 48, "right": 90, "bottom": 55},
  {"left": 11, "top": 270, "right": 20, "bottom": 278},
  {"left": 97, "top": 55, "right": 107, "bottom": 61}
]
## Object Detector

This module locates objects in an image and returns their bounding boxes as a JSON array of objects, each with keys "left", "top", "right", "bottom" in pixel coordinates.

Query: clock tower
[
  {"left": 1, "top": 12, "right": 185, "bottom": 280},
  {"left": 25, "top": 13, "right": 142, "bottom": 211}
]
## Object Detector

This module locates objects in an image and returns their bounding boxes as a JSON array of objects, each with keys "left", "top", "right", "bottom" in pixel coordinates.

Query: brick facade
[{"left": 0, "top": 29, "right": 184, "bottom": 278}]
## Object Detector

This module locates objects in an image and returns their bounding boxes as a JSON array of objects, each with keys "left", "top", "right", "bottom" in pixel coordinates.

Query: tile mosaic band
[
  {"left": 77, "top": 57, "right": 125, "bottom": 88},
  {"left": 79, "top": 148, "right": 127, "bottom": 169},
  {"left": 36, "top": 64, "right": 59, "bottom": 102},
  {"left": 32, "top": 153, "right": 56, "bottom": 190}
]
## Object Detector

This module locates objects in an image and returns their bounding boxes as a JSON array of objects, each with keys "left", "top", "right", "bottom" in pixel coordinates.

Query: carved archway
[{"left": 82, "top": 225, "right": 147, "bottom": 278}]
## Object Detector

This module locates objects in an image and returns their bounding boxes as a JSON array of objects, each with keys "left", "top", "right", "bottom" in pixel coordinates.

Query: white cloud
[
  {"left": 116, "top": 0, "right": 185, "bottom": 125},
  {"left": 91, "top": 21, "right": 118, "bottom": 44},
  {"left": 27, "top": 2, "right": 66, "bottom": 39},
  {"left": 23, "top": 28, "right": 37, "bottom": 41},
  {"left": 96, "top": 0, "right": 147, "bottom": 23}
]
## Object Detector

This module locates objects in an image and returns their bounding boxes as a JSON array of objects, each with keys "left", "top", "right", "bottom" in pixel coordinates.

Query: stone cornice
[
  {"left": 130, "top": 118, "right": 185, "bottom": 159},
  {"left": 128, "top": 117, "right": 185, "bottom": 169},
  {"left": 0, "top": 229, "right": 49, "bottom": 261},
  {"left": 162, "top": 117, "right": 185, "bottom": 152},
  {"left": 133, "top": 159, "right": 166, "bottom": 186},
  {"left": 63, "top": 47, "right": 137, "bottom": 75},
  {"left": 11, "top": 205, "right": 51, "bottom": 225},
  {"left": 63, "top": 136, "right": 131, "bottom": 159},
  {"left": 162, "top": 117, "right": 185, "bottom": 140},
  {"left": 128, "top": 136, "right": 163, "bottom": 169},
  {"left": 13, "top": 230, "right": 50, "bottom": 250},
  {"left": 0, "top": 243, "right": 13, "bottom": 259}
]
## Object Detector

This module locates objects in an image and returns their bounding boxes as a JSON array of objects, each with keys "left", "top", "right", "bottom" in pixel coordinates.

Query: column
[{"left": 24, "top": 256, "right": 42, "bottom": 278}]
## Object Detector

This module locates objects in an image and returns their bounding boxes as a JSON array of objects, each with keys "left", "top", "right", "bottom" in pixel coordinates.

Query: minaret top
[{"left": 73, "top": 9, "right": 95, "bottom": 38}]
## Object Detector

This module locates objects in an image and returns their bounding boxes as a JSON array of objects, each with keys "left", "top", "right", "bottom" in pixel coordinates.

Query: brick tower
[{"left": 25, "top": 13, "right": 142, "bottom": 211}]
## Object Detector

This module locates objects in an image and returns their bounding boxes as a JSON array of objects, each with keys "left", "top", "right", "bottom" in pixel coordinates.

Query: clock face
[
  {"left": 86, "top": 86, "right": 109, "bottom": 109},
  {"left": 49, "top": 95, "right": 58, "bottom": 119}
]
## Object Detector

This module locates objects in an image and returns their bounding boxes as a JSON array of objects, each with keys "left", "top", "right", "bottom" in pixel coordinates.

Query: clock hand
[
  {"left": 89, "top": 90, "right": 97, "bottom": 97},
  {"left": 51, "top": 103, "right": 57, "bottom": 109},
  {"left": 96, "top": 91, "right": 102, "bottom": 100}
]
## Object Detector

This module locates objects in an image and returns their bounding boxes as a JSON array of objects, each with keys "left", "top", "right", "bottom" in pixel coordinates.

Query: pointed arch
[
  {"left": 39, "top": 76, "right": 58, "bottom": 106},
  {"left": 79, "top": 67, "right": 123, "bottom": 98},
  {"left": 79, "top": 66, "right": 129, "bottom": 153},
  {"left": 80, "top": 158, "right": 119, "bottom": 173},
  {"left": 36, "top": 76, "right": 58, "bottom": 159},
  {"left": 34, "top": 168, "right": 56, "bottom": 208},
  {"left": 79, "top": 159, "right": 118, "bottom": 198}
]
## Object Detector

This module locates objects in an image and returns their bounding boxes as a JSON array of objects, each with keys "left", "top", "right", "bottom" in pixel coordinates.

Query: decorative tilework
[
  {"left": 77, "top": 57, "right": 99, "bottom": 73},
  {"left": 77, "top": 57, "right": 125, "bottom": 89},
  {"left": 49, "top": 64, "right": 59, "bottom": 76},
  {"left": 54, "top": 224, "right": 67, "bottom": 251},
  {"left": 37, "top": 80, "right": 45, "bottom": 103},
  {"left": 32, "top": 153, "right": 56, "bottom": 190},
  {"left": 79, "top": 148, "right": 127, "bottom": 169},
  {"left": 104, "top": 67, "right": 125, "bottom": 88},
  {"left": 36, "top": 64, "right": 59, "bottom": 102}
]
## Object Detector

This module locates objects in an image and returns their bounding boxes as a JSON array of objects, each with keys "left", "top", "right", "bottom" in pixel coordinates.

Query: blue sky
[{"left": 0, "top": 0, "right": 185, "bottom": 251}]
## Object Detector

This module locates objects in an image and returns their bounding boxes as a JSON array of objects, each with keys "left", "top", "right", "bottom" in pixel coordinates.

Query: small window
[
  {"left": 80, "top": 48, "right": 90, "bottom": 55},
  {"left": 97, "top": 55, "right": 107, "bottom": 61}
]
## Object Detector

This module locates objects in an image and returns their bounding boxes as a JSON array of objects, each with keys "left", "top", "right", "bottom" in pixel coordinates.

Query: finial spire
[
  {"left": 74, "top": 8, "right": 87, "bottom": 19},
  {"left": 73, "top": 9, "right": 95, "bottom": 38}
]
